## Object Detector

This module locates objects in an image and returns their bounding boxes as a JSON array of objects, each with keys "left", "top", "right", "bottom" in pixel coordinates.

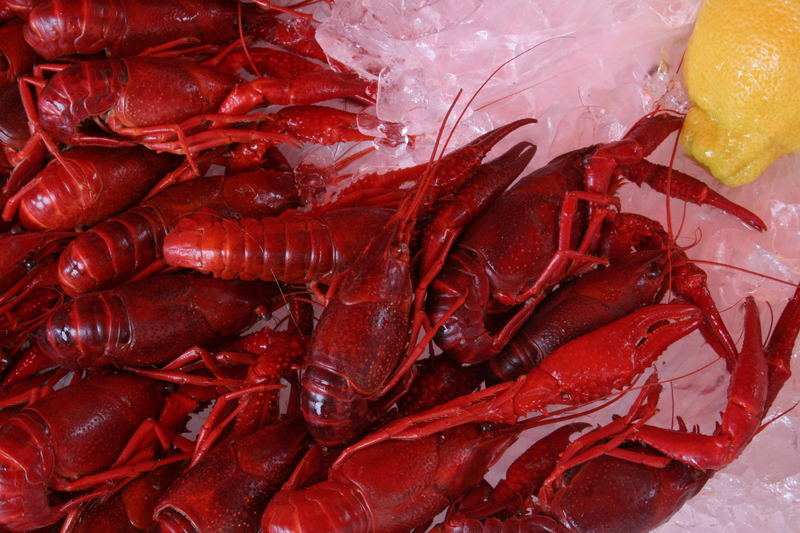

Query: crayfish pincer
[
  {"left": 488, "top": 290, "right": 799, "bottom": 533},
  {"left": 348, "top": 303, "right": 702, "bottom": 448},
  {"left": 399, "top": 285, "right": 800, "bottom": 533}
]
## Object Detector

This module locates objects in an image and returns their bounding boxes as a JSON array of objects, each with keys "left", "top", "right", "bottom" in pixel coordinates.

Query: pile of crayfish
[{"left": 0, "top": 1, "right": 796, "bottom": 532}]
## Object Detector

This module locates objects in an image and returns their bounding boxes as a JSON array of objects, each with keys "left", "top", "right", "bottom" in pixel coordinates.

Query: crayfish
[
  {"left": 426, "top": 111, "right": 764, "bottom": 365},
  {"left": 0, "top": 2, "right": 795, "bottom": 533}
]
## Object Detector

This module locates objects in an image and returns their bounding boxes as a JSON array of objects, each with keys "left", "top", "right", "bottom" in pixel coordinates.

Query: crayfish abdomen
[
  {"left": 58, "top": 170, "right": 303, "bottom": 295},
  {"left": 24, "top": 0, "right": 239, "bottom": 59},
  {"left": 164, "top": 206, "right": 395, "bottom": 284},
  {"left": 38, "top": 274, "right": 279, "bottom": 369}
]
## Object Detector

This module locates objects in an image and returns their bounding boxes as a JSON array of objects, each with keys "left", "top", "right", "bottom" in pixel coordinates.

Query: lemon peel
[{"left": 679, "top": 0, "right": 800, "bottom": 187}]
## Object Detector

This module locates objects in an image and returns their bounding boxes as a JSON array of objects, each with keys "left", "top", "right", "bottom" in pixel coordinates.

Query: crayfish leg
[{"left": 458, "top": 422, "right": 590, "bottom": 520}]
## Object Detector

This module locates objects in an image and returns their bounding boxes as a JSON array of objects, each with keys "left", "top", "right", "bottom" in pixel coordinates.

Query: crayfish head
[
  {"left": 615, "top": 249, "right": 670, "bottom": 301},
  {"left": 336, "top": 219, "right": 413, "bottom": 303}
]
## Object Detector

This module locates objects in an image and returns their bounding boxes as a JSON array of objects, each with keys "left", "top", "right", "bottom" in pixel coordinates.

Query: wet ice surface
[{"left": 308, "top": 0, "right": 800, "bottom": 531}]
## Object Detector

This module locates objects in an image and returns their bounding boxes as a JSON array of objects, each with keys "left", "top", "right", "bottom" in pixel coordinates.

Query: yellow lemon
[{"left": 679, "top": 0, "right": 800, "bottom": 187}]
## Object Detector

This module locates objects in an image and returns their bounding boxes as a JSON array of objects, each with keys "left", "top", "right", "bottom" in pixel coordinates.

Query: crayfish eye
[
  {"left": 478, "top": 422, "right": 496, "bottom": 433},
  {"left": 645, "top": 262, "right": 663, "bottom": 278}
]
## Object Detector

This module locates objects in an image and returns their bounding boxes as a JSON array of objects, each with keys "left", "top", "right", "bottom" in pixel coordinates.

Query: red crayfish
[
  {"left": 22, "top": 0, "right": 248, "bottom": 59},
  {"left": 314, "top": 283, "right": 798, "bottom": 533},
  {"left": 440, "top": 286, "right": 799, "bottom": 533},
  {"left": 161, "top": 119, "right": 537, "bottom": 286},
  {"left": 2, "top": 146, "right": 180, "bottom": 231},
  {"left": 0, "top": 4, "right": 795, "bottom": 533},
  {"left": 0, "top": 372, "right": 203, "bottom": 531},
  {"left": 37, "top": 273, "right": 281, "bottom": 369},
  {"left": 300, "top": 118, "right": 538, "bottom": 446},
  {"left": 426, "top": 111, "right": 764, "bottom": 365},
  {"left": 57, "top": 168, "right": 310, "bottom": 295}
]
